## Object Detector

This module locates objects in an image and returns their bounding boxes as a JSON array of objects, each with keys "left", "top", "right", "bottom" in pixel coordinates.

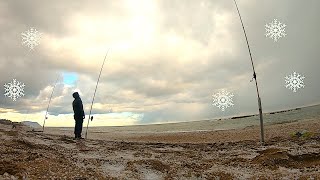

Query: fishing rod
[
  {"left": 232, "top": 0, "right": 265, "bottom": 144},
  {"left": 85, "top": 49, "right": 110, "bottom": 139},
  {"left": 42, "top": 75, "right": 60, "bottom": 132}
]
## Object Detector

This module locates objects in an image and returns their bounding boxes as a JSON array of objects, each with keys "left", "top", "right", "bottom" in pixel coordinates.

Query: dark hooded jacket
[{"left": 72, "top": 92, "right": 85, "bottom": 119}]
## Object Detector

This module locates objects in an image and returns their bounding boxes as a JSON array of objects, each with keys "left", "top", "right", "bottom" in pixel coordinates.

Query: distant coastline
[{"left": 1, "top": 104, "right": 319, "bottom": 129}]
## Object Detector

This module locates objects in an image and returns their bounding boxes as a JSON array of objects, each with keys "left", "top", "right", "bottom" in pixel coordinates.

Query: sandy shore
[
  {"left": 1, "top": 118, "right": 319, "bottom": 179},
  {"left": 46, "top": 118, "right": 319, "bottom": 144}
]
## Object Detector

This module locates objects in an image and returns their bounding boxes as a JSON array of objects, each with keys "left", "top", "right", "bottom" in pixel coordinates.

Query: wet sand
[{"left": 1, "top": 118, "right": 320, "bottom": 179}]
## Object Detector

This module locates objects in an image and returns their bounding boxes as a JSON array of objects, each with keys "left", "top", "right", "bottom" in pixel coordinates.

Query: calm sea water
[{"left": 56, "top": 105, "right": 320, "bottom": 133}]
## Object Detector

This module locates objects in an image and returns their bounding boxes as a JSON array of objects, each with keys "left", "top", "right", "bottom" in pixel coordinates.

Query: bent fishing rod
[
  {"left": 42, "top": 75, "right": 60, "bottom": 132},
  {"left": 85, "top": 49, "right": 110, "bottom": 139},
  {"left": 233, "top": 0, "right": 265, "bottom": 144}
]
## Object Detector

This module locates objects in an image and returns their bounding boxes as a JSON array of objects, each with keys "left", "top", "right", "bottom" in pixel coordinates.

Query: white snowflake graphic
[
  {"left": 21, "top": 27, "right": 42, "bottom": 50},
  {"left": 265, "top": 19, "right": 286, "bottom": 42},
  {"left": 4, "top": 79, "right": 26, "bottom": 101},
  {"left": 285, "top": 72, "right": 305, "bottom": 93},
  {"left": 212, "top": 89, "right": 234, "bottom": 111}
]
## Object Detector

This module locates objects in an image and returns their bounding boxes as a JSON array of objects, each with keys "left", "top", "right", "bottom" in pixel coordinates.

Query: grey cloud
[{"left": 0, "top": 0, "right": 319, "bottom": 125}]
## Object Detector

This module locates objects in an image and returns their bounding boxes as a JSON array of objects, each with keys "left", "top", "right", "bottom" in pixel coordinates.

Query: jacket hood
[{"left": 72, "top": 92, "right": 80, "bottom": 99}]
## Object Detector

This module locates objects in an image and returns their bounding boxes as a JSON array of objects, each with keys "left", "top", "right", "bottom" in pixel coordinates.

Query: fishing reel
[{"left": 250, "top": 72, "right": 257, "bottom": 82}]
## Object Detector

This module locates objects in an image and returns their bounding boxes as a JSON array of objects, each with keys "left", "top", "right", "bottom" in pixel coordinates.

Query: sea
[{"left": 54, "top": 104, "right": 320, "bottom": 134}]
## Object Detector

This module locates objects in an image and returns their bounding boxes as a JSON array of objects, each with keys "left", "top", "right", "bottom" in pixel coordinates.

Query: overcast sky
[{"left": 0, "top": 0, "right": 319, "bottom": 127}]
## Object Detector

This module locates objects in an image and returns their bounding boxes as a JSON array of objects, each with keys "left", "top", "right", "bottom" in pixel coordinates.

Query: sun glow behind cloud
[
  {"left": 61, "top": 0, "right": 159, "bottom": 59},
  {"left": 0, "top": 112, "right": 141, "bottom": 127}
]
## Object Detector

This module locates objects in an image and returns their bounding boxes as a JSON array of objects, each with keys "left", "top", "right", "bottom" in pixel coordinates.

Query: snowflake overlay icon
[
  {"left": 265, "top": 19, "right": 287, "bottom": 42},
  {"left": 4, "top": 79, "right": 26, "bottom": 101},
  {"left": 21, "top": 27, "right": 42, "bottom": 50},
  {"left": 285, "top": 72, "right": 305, "bottom": 93},
  {"left": 212, "top": 89, "right": 234, "bottom": 111}
]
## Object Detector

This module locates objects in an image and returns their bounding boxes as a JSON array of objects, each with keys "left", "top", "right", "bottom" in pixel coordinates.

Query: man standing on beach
[{"left": 72, "top": 92, "right": 85, "bottom": 139}]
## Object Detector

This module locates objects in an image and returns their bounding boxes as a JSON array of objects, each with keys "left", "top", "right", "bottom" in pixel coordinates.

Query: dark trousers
[{"left": 74, "top": 116, "right": 83, "bottom": 138}]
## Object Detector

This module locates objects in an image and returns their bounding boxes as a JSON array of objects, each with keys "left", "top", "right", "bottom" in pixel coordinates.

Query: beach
[
  {"left": 46, "top": 104, "right": 320, "bottom": 143},
  {"left": 1, "top": 116, "right": 320, "bottom": 179}
]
